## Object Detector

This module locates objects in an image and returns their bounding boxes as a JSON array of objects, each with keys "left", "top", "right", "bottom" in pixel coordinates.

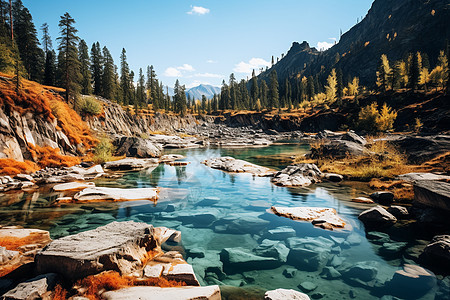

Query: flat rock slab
[
  {"left": 202, "top": 157, "right": 274, "bottom": 176},
  {"left": 147, "top": 251, "right": 200, "bottom": 286},
  {"left": 74, "top": 187, "right": 159, "bottom": 202},
  {"left": 265, "top": 288, "right": 310, "bottom": 300},
  {"left": 399, "top": 173, "right": 450, "bottom": 182},
  {"left": 358, "top": 206, "right": 397, "bottom": 228},
  {"left": 220, "top": 247, "right": 280, "bottom": 271},
  {"left": 271, "top": 206, "right": 346, "bottom": 230},
  {"left": 52, "top": 182, "right": 95, "bottom": 191},
  {"left": 102, "top": 285, "right": 221, "bottom": 300},
  {"left": 413, "top": 180, "right": 450, "bottom": 212},
  {"left": 104, "top": 158, "right": 159, "bottom": 171},
  {"left": 35, "top": 221, "right": 157, "bottom": 280}
]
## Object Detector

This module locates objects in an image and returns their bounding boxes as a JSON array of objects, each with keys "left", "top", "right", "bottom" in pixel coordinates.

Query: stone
[
  {"left": 202, "top": 157, "right": 274, "bottom": 176},
  {"left": 271, "top": 206, "right": 347, "bottom": 230},
  {"left": 102, "top": 285, "right": 221, "bottom": 300},
  {"left": 13, "top": 174, "right": 34, "bottom": 182},
  {"left": 52, "top": 182, "right": 95, "bottom": 191},
  {"left": 35, "top": 221, "right": 158, "bottom": 280},
  {"left": 143, "top": 264, "right": 164, "bottom": 278},
  {"left": 286, "top": 237, "right": 333, "bottom": 271},
  {"left": 323, "top": 173, "right": 344, "bottom": 182},
  {"left": 74, "top": 187, "right": 159, "bottom": 202},
  {"left": 379, "top": 242, "right": 408, "bottom": 257},
  {"left": 358, "top": 206, "right": 397, "bottom": 228},
  {"left": 114, "top": 136, "right": 163, "bottom": 158},
  {"left": 271, "top": 164, "right": 322, "bottom": 187},
  {"left": 220, "top": 212, "right": 270, "bottom": 234},
  {"left": 153, "top": 227, "right": 182, "bottom": 245},
  {"left": 299, "top": 281, "right": 317, "bottom": 292},
  {"left": 0, "top": 246, "right": 19, "bottom": 265},
  {"left": 254, "top": 239, "right": 290, "bottom": 263},
  {"left": 160, "top": 154, "right": 185, "bottom": 163},
  {"left": 312, "top": 141, "right": 365, "bottom": 159},
  {"left": 104, "top": 158, "right": 159, "bottom": 171},
  {"left": 386, "top": 264, "right": 437, "bottom": 299},
  {"left": 351, "top": 197, "right": 374, "bottom": 204},
  {"left": 366, "top": 231, "right": 391, "bottom": 245},
  {"left": 1, "top": 273, "right": 57, "bottom": 300},
  {"left": 267, "top": 226, "right": 296, "bottom": 240},
  {"left": 283, "top": 268, "right": 297, "bottom": 278},
  {"left": 321, "top": 266, "right": 341, "bottom": 279},
  {"left": 420, "top": 235, "right": 450, "bottom": 270},
  {"left": 413, "top": 180, "right": 450, "bottom": 212},
  {"left": 387, "top": 206, "right": 410, "bottom": 219},
  {"left": 343, "top": 261, "right": 378, "bottom": 282},
  {"left": 370, "top": 191, "right": 395, "bottom": 206},
  {"left": 187, "top": 248, "right": 205, "bottom": 259},
  {"left": 264, "top": 289, "right": 310, "bottom": 300},
  {"left": 345, "top": 234, "right": 362, "bottom": 246},
  {"left": 220, "top": 247, "right": 280, "bottom": 272},
  {"left": 149, "top": 251, "right": 200, "bottom": 286}
]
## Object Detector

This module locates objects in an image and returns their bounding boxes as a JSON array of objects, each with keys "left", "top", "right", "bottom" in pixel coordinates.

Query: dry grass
[
  {"left": 0, "top": 232, "right": 50, "bottom": 251},
  {"left": 76, "top": 271, "right": 186, "bottom": 300},
  {"left": 369, "top": 178, "right": 415, "bottom": 202}
]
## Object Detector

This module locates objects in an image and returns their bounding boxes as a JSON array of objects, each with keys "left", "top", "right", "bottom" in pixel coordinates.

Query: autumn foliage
[
  {"left": 0, "top": 158, "right": 39, "bottom": 175},
  {"left": 28, "top": 145, "right": 81, "bottom": 169}
]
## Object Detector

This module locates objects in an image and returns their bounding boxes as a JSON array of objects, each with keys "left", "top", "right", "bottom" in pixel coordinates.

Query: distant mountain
[
  {"left": 186, "top": 84, "right": 221, "bottom": 100},
  {"left": 258, "top": 0, "right": 450, "bottom": 87}
]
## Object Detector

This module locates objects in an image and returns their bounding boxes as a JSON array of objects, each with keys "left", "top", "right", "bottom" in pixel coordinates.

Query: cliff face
[{"left": 260, "top": 0, "right": 450, "bottom": 86}]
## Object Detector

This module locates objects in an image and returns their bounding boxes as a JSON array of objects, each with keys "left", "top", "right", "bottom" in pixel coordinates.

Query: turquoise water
[{"left": 0, "top": 143, "right": 448, "bottom": 299}]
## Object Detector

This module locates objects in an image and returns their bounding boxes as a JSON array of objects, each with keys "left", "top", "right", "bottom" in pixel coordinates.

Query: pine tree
[
  {"left": 101, "top": 46, "right": 116, "bottom": 100},
  {"left": 325, "top": 69, "right": 337, "bottom": 102},
  {"left": 40, "top": 22, "right": 51, "bottom": 53},
  {"left": 57, "top": 12, "right": 81, "bottom": 103},
  {"left": 306, "top": 76, "right": 315, "bottom": 101},
  {"left": 347, "top": 77, "right": 359, "bottom": 99},
  {"left": 173, "top": 79, "right": 187, "bottom": 116},
  {"left": 90, "top": 42, "right": 103, "bottom": 95},
  {"left": 220, "top": 80, "right": 230, "bottom": 110},
  {"left": 376, "top": 54, "right": 392, "bottom": 92},
  {"left": 120, "top": 48, "right": 131, "bottom": 105},
  {"left": 268, "top": 70, "right": 279, "bottom": 109},
  {"left": 201, "top": 95, "right": 207, "bottom": 114},
  {"left": 409, "top": 52, "right": 422, "bottom": 90},
  {"left": 78, "top": 39, "right": 92, "bottom": 95},
  {"left": 43, "top": 49, "right": 56, "bottom": 86},
  {"left": 336, "top": 68, "right": 344, "bottom": 102},
  {"left": 137, "top": 67, "right": 146, "bottom": 109},
  {"left": 229, "top": 73, "right": 237, "bottom": 110},
  {"left": 250, "top": 69, "right": 258, "bottom": 110},
  {"left": 259, "top": 80, "right": 268, "bottom": 108}
]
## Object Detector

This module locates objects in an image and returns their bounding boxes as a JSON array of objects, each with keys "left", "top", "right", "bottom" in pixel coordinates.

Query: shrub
[
  {"left": 93, "top": 137, "right": 115, "bottom": 164},
  {"left": 29, "top": 145, "right": 81, "bottom": 168},
  {"left": 79, "top": 96, "right": 102, "bottom": 116},
  {"left": 0, "top": 158, "right": 38, "bottom": 175},
  {"left": 375, "top": 103, "right": 397, "bottom": 131},
  {"left": 358, "top": 103, "right": 397, "bottom": 133}
]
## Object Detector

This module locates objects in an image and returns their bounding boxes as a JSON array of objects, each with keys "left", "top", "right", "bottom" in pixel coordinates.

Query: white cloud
[
  {"left": 164, "top": 67, "right": 182, "bottom": 77},
  {"left": 234, "top": 57, "right": 271, "bottom": 75},
  {"left": 194, "top": 73, "right": 223, "bottom": 78},
  {"left": 317, "top": 38, "right": 337, "bottom": 51},
  {"left": 206, "top": 59, "right": 218, "bottom": 64},
  {"left": 187, "top": 6, "right": 210, "bottom": 15},
  {"left": 177, "top": 64, "right": 195, "bottom": 72}
]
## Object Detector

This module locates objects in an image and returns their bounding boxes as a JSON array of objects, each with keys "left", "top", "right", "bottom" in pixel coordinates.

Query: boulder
[
  {"left": 1, "top": 273, "right": 57, "bottom": 300},
  {"left": 385, "top": 264, "right": 437, "bottom": 299},
  {"left": 323, "top": 173, "right": 344, "bottom": 183},
  {"left": 114, "top": 136, "right": 162, "bottom": 158},
  {"left": 299, "top": 281, "right": 317, "bottom": 293},
  {"left": 271, "top": 206, "right": 347, "bottom": 230},
  {"left": 264, "top": 288, "right": 310, "bottom": 300},
  {"left": 420, "top": 235, "right": 450, "bottom": 270},
  {"left": 398, "top": 173, "right": 450, "bottom": 182},
  {"left": 160, "top": 154, "right": 185, "bottom": 163},
  {"left": 52, "top": 182, "right": 95, "bottom": 191},
  {"left": 202, "top": 157, "right": 274, "bottom": 176},
  {"left": 379, "top": 242, "right": 408, "bottom": 257},
  {"left": 271, "top": 164, "right": 322, "bottom": 187},
  {"left": 13, "top": 174, "right": 34, "bottom": 182},
  {"left": 351, "top": 197, "right": 374, "bottom": 204},
  {"left": 104, "top": 158, "right": 159, "bottom": 171},
  {"left": 358, "top": 206, "right": 397, "bottom": 228},
  {"left": 35, "top": 221, "right": 158, "bottom": 280},
  {"left": 312, "top": 141, "right": 365, "bottom": 159},
  {"left": 220, "top": 247, "right": 280, "bottom": 272},
  {"left": 102, "top": 285, "right": 221, "bottom": 300},
  {"left": 366, "top": 231, "right": 391, "bottom": 245},
  {"left": 74, "top": 187, "right": 159, "bottom": 202},
  {"left": 321, "top": 266, "right": 341, "bottom": 279},
  {"left": 339, "top": 131, "right": 367, "bottom": 145},
  {"left": 413, "top": 180, "right": 450, "bottom": 212},
  {"left": 387, "top": 206, "right": 410, "bottom": 219},
  {"left": 370, "top": 191, "right": 395, "bottom": 206},
  {"left": 343, "top": 261, "right": 378, "bottom": 282}
]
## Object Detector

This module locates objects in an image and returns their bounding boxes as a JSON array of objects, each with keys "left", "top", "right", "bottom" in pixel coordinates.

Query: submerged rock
[
  {"left": 102, "top": 285, "right": 221, "bottom": 300},
  {"left": 220, "top": 247, "right": 280, "bottom": 272},
  {"left": 271, "top": 164, "right": 322, "bottom": 187},
  {"left": 253, "top": 239, "right": 290, "bottom": 263},
  {"left": 202, "top": 157, "right": 274, "bottom": 176},
  {"left": 74, "top": 187, "right": 159, "bottom": 202},
  {"left": 266, "top": 226, "right": 296, "bottom": 240},
  {"left": 103, "top": 158, "right": 159, "bottom": 171},
  {"left": 342, "top": 261, "right": 378, "bottom": 282},
  {"left": 35, "top": 221, "right": 158, "bottom": 280},
  {"left": 264, "top": 288, "right": 310, "bottom": 300},
  {"left": 286, "top": 237, "right": 334, "bottom": 271},
  {"left": 358, "top": 206, "right": 397, "bottom": 228},
  {"left": 271, "top": 206, "right": 347, "bottom": 230}
]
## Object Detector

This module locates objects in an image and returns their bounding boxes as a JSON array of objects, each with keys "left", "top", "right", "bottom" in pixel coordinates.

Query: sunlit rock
[{"left": 271, "top": 206, "right": 346, "bottom": 230}]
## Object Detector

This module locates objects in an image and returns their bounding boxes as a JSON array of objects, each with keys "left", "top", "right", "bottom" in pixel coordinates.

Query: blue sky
[{"left": 23, "top": 0, "right": 373, "bottom": 89}]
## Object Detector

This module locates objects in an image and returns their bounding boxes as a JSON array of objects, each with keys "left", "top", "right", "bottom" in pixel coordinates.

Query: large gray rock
[
  {"left": 399, "top": 173, "right": 450, "bottom": 182},
  {"left": 271, "top": 164, "right": 322, "bottom": 187},
  {"left": 1, "top": 273, "right": 57, "bottom": 300},
  {"left": 413, "top": 180, "right": 450, "bottom": 212},
  {"left": 264, "top": 288, "right": 310, "bottom": 300},
  {"left": 385, "top": 264, "right": 437, "bottom": 299},
  {"left": 202, "top": 157, "right": 274, "bottom": 176},
  {"left": 35, "top": 221, "right": 158, "bottom": 280},
  {"left": 102, "top": 285, "right": 221, "bottom": 300},
  {"left": 103, "top": 158, "right": 159, "bottom": 171},
  {"left": 220, "top": 247, "right": 280, "bottom": 272},
  {"left": 420, "top": 235, "right": 450, "bottom": 270},
  {"left": 312, "top": 140, "right": 365, "bottom": 159},
  {"left": 358, "top": 206, "right": 397, "bottom": 228},
  {"left": 114, "top": 136, "right": 162, "bottom": 158}
]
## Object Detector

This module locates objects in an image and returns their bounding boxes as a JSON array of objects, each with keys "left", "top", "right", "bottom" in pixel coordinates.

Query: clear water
[{"left": 0, "top": 143, "right": 448, "bottom": 299}]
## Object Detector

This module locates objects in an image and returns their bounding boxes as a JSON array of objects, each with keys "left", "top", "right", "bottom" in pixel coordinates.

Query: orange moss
[
  {"left": 0, "top": 233, "right": 48, "bottom": 251},
  {"left": 52, "top": 285, "right": 67, "bottom": 300},
  {"left": 28, "top": 145, "right": 81, "bottom": 169},
  {"left": 78, "top": 271, "right": 186, "bottom": 300},
  {"left": 0, "top": 159, "right": 38, "bottom": 175}
]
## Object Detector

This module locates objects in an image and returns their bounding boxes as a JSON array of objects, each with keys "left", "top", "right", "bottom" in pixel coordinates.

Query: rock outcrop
[
  {"left": 420, "top": 235, "right": 450, "bottom": 271},
  {"left": 413, "top": 180, "right": 450, "bottom": 212},
  {"left": 103, "top": 158, "right": 159, "bottom": 171},
  {"left": 113, "top": 136, "right": 162, "bottom": 158},
  {"left": 271, "top": 164, "right": 322, "bottom": 187}
]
